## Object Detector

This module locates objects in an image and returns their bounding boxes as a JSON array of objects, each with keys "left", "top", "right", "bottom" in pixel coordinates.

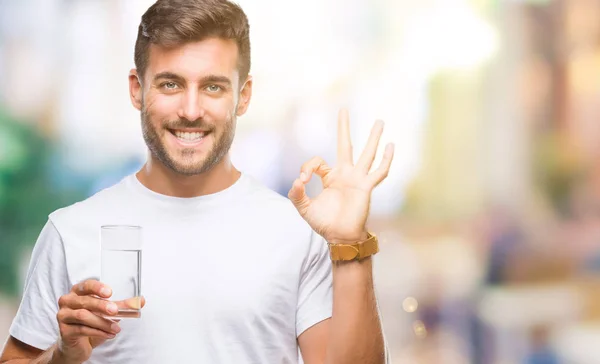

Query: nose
[{"left": 177, "top": 88, "right": 205, "bottom": 122}]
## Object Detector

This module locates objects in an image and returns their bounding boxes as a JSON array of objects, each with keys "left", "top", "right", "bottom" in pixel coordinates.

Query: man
[{"left": 0, "top": 0, "right": 394, "bottom": 363}]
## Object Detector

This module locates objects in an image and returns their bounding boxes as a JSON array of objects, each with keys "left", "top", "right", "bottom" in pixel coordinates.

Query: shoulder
[
  {"left": 46, "top": 176, "right": 135, "bottom": 284},
  {"left": 48, "top": 176, "right": 132, "bottom": 230}
]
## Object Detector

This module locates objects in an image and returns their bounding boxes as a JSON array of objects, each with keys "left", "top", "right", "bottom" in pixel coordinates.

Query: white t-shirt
[{"left": 9, "top": 173, "right": 333, "bottom": 363}]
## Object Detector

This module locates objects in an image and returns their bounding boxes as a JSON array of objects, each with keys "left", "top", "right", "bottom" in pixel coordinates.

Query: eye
[
  {"left": 161, "top": 81, "right": 179, "bottom": 90},
  {"left": 206, "top": 84, "right": 222, "bottom": 93}
]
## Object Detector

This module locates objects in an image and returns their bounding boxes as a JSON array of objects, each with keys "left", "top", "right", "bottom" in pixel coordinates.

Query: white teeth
[{"left": 174, "top": 131, "right": 205, "bottom": 141}]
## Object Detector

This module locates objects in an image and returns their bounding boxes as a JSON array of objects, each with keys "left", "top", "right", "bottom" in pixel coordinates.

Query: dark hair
[{"left": 134, "top": 0, "right": 251, "bottom": 83}]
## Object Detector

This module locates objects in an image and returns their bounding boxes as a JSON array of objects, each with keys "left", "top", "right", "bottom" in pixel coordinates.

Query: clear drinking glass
[{"left": 100, "top": 225, "right": 142, "bottom": 318}]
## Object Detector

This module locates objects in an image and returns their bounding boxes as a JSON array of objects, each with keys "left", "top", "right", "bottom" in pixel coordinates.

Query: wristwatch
[{"left": 328, "top": 232, "right": 379, "bottom": 261}]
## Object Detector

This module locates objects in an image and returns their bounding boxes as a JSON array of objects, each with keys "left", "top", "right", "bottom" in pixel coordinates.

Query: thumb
[{"left": 288, "top": 178, "right": 311, "bottom": 215}]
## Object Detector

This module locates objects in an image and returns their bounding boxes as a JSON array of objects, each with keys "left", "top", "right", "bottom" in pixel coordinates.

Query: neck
[{"left": 136, "top": 153, "right": 241, "bottom": 198}]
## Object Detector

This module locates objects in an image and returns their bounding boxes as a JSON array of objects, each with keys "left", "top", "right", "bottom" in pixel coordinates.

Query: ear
[
  {"left": 129, "top": 69, "right": 143, "bottom": 111},
  {"left": 236, "top": 75, "right": 253, "bottom": 117}
]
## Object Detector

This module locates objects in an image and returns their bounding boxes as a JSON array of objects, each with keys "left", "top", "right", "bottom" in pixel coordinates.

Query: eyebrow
[{"left": 153, "top": 72, "right": 232, "bottom": 87}]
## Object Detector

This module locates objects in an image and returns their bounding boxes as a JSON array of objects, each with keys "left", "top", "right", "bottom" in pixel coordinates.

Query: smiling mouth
[{"left": 168, "top": 129, "right": 210, "bottom": 143}]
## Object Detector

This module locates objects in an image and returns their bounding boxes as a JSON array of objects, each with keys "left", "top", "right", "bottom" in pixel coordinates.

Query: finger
[
  {"left": 367, "top": 143, "right": 394, "bottom": 187},
  {"left": 72, "top": 279, "right": 112, "bottom": 298},
  {"left": 337, "top": 109, "right": 353, "bottom": 165},
  {"left": 299, "top": 156, "right": 331, "bottom": 183},
  {"left": 66, "top": 295, "right": 118, "bottom": 316},
  {"left": 115, "top": 296, "right": 144, "bottom": 310},
  {"left": 60, "top": 323, "right": 117, "bottom": 340},
  {"left": 288, "top": 178, "right": 311, "bottom": 216},
  {"left": 356, "top": 120, "right": 384, "bottom": 172},
  {"left": 59, "top": 309, "right": 121, "bottom": 335}
]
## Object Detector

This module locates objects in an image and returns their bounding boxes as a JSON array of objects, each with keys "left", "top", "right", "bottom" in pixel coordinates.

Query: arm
[
  {"left": 326, "top": 257, "right": 384, "bottom": 364},
  {"left": 289, "top": 109, "right": 393, "bottom": 364},
  {"left": 1, "top": 336, "right": 42, "bottom": 363},
  {"left": 1, "top": 337, "right": 65, "bottom": 364},
  {"left": 298, "top": 257, "right": 385, "bottom": 364},
  {"left": 1, "top": 220, "right": 123, "bottom": 364},
  {"left": 2, "top": 220, "right": 68, "bottom": 363},
  {"left": 2, "top": 280, "right": 127, "bottom": 364}
]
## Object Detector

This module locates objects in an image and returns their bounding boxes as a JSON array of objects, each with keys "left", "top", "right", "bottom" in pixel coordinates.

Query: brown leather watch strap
[{"left": 328, "top": 232, "right": 379, "bottom": 261}]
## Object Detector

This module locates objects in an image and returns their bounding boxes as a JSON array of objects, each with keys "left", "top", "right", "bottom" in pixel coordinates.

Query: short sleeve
[
  {"left": 296, "top": 230, "right": 333, "bottom": 337},
  {"left": 9, "top": 220, "right": 71, "bottom": 350}
]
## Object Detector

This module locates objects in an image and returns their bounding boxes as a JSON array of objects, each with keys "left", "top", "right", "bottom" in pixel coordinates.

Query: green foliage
[{"left": 0, "top": 109, "right": 85, "bottom": 296}]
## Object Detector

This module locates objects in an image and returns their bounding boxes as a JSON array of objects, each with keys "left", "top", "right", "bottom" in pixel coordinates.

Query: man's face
[{"left": 131, "top": 38, "right": 251, "bottom": 176}]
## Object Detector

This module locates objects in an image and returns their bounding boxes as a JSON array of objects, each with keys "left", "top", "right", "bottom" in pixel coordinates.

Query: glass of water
[{"left": 100, "top": 225, "right": 142, "bottom": 318}]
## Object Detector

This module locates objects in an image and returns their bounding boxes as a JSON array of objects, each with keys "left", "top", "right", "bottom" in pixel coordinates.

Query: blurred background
[{"left": 1, "top": 0, "right": 600, "bottom": 362}]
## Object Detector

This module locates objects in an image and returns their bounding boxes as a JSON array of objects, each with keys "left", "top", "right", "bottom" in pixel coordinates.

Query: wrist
[
  {"left": 49, "top": 344, "right": 80, "bottom": 364},
  {"left": 327, "top": 231, "right": 369, "bottom": 246}
]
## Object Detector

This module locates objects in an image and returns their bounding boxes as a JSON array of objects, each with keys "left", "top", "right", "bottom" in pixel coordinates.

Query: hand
[
  {"left": 55, "top": 280, "right": 145, "bottom": 363},
  {"left": 288, "top": 109, "right": 394, "bottom": 244}
]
